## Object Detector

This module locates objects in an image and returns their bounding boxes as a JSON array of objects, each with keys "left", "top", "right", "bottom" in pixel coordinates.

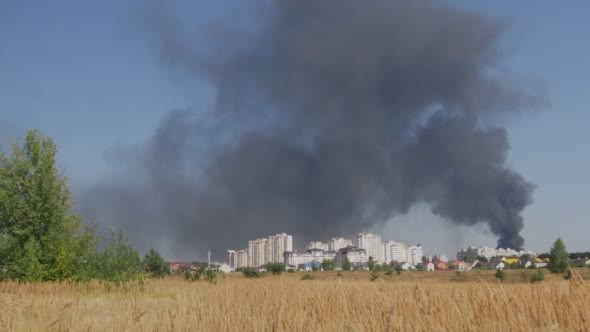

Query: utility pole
[{"left": 208, "top": 251, "right": 211, "bottom": 269}]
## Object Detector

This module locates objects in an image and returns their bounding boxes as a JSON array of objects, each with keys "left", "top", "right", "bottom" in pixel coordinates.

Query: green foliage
[
  {"left": 495, "top": 269, "right": 505, "bottom": 281},
  {"left": 342, "top": 257, "right": 351, "bottom": 271},
  {"left": 266, "top": 262, "right": 286, "bottom": 275},
  {"left": 204, "top": 269, "right": 217, "bottom": 284},
  {"left": 192, "top": 269, "right": 202, "bottom": 281},
  {"left": 142, "top": 249, "right": 169, "bottom": 278},
  {"left": 321, "top": 259, "right": 335, "bottom": 271},
  {"left": 549, "top": 238, "right": 569, "bottom": 274},
  {"left": 370, "top": 269, "right": 380, "bottom": 282},
  {"left": 368, "top": 256, "right": 375, "bottom": 271},
  {"left": 394, "top": 264, "right": 403, "bottom": 275},
  {"left": 0, "top": 131, "right": 147, "bottom": 283},
  {"left": 184, "top": 270, "right": 191, "bottom": 280},
  {"left": 530, "top": 270, "right": 544, "bottom": 283},
  {"left": 98, "top": 228, "right": 142, "bottom": 282},
  {"left": 384, "top": 266, "right": 393, "bottom": 276},
  {"left": 300, "top": 273, "right": 314, "bottom": 281},
  {"left": 0, "top": 130, "right": 85, "bottom": 282},
  {"left": 242, "top": 267, "right": 262, "bottom": 278}
]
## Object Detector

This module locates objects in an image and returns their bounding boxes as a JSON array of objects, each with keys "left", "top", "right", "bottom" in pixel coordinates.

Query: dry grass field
[{"left": 1, "top": 269, "right": 589, "bottom": 331}]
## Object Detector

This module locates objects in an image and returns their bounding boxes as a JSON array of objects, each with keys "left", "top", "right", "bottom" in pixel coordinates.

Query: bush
[
  {"left": 266, "top": 262, "right": 286, "bottom": 275},
  {"left": 300, "top": 274, "right": 314, "bottom": 281},
  {"left": 370, "top": 270, "right": 380, "bottom": 282},
  {"left": 204, "top": 269, "right": 217, "bottom": 284},
  {"left": 495, "top": 269, "right": 505, "bottom": 281},
  {"left": 242, "top": 267, "right": 262, "bottom": 278},
  {"left": 530, "top": 270, "right": 544, "bottom": 283}
]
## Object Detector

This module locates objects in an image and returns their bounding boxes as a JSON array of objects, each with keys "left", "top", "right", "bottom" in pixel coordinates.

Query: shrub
[
  {"left": 495, "top": 269, "right": 505, "bottom": 281},
  {"left": 266, "top": 262, "right": 286, "bottom": 275},
  {"left": 300, "top": 274, "right": 314, "bottom": 281},
  {"left": 530, "top": 270, "right": 544, "bottom": 283},
  {"left": 204, "top": 269, "right": 217, "bottom": 284},
  {"left": 370, "top": 270, "right": 380, "bottom": 282},
  {"left": 242, "top": 267, "right": 262, "bottom": 278}
]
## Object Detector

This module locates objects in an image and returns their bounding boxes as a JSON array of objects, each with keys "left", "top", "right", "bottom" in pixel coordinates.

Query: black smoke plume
[{"left": 82, "top": 0, "right": 542, "bottom": 257}]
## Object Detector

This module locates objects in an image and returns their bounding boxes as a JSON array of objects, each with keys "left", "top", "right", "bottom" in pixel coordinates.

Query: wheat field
[{"left": 1, "top": 269, "right": 589, "bottom": 331}]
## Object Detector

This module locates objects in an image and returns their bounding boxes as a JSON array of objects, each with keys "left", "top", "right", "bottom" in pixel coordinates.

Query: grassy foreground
[{"left": 1, "top": 269, "right": 589, "bottom": 331}]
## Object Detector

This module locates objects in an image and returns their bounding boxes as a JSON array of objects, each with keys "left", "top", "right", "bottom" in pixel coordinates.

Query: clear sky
[{"left": 1, "top": 1, "right": 589, "bottom": 257}]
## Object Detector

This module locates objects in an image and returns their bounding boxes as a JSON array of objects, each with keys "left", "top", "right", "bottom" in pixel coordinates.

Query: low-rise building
[
  {"left": 335, "top": 246, "right": 368, "bottom": 269},
  {"left": 329, "top": 238, "right": 353, "bottom": 251},
  {"left": 307, "top": 241, "right": 329, "bottom": 251}
]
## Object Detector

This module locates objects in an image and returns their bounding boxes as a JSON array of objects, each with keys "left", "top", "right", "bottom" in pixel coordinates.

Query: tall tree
[
  {"left": 143, "top": 249, "right": 170, "bottom": 278},
  {"left": 0, "top": 130, "right": 81, "bottom": 281},
  {"left": 548, "top": 238, "right": 569, "bottom": 274},
  {"left": 342, "top": 257, "right": 351, "bottom": 271}
]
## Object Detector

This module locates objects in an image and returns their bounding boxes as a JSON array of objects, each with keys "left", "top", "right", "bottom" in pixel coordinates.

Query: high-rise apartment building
[
  {"left": 356, "top": 232, "right": 383, "bottom": 261},
  {"left": 267, "top": 233, "right": 293, "bottom": 263},
  {"left": 248, "top": 238, "right": 268, "bottom": 268},
  {"left": 307, "top": 241, "right": 329, "bottom": 251},
  {"left": 329, "top": 237, "right": 353, "bottom": 251}
]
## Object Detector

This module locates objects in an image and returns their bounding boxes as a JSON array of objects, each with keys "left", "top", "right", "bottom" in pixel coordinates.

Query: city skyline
[{"left": 2, "top": 2, "right": 590, "bottom": 260}]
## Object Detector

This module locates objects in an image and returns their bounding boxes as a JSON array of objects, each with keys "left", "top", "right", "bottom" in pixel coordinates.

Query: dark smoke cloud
[{"left": 82, "top": 0, "right": 543, "bottom": 258}]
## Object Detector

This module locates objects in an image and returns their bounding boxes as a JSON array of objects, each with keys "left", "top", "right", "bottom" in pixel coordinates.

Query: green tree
[
  {"left": 142, "top": 249, "right": 170, "bottom": 278},
  {"left": 266, "top": 262, "right": 286, "bottom": 275},
  {"left": 321, "top": 259, "right": 335, "bottom": 271},
  {"left": 98, "top": 228, "right": 141, "bottom": 281},
  {"left": 242, "top": 267, "right": 262, "bottom": 278},
  {"left": 368, "top": 256, "right": 375, "bottom": 271},
  {"left": 495, "top": 269, "right": 505, "bottom": 281},
  {"left": 342, "top": 257, "right": 351, "bottom": 271},
  {"left": 548, "top": 238, "right": 569, "bottom": 274},
  {"left": 0, "top": 130, "right": 84, "bottom": 281}
]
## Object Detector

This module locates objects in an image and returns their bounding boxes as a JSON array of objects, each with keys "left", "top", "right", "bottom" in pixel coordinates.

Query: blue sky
[{"left": 1, "top": 1, "right": 589, "bottom": 256}]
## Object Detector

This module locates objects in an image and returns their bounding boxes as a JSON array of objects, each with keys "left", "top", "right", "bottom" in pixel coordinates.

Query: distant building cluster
[
  {"left": 228, "top": 232, "right": 427, "bottom": 270},
  {"left": 456, "top": 246, "right": 537, "bottom": 261},
  {"left": 228, "top": 233, "right": 293, "bottom": 270}
]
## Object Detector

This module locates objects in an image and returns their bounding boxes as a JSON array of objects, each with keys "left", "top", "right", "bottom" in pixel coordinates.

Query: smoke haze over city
[{"left": 78, "top": 0, "right": 546, "bottom": 258}]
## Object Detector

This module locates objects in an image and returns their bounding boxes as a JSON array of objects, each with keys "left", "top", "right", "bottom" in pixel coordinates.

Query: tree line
[{"left": 0, "top": 130, "right": 169, "bottom": 282}]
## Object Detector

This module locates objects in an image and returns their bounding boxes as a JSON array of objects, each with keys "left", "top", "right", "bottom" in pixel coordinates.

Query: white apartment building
[
  {"left": 411, "top": 245, "right": 423, "bottom": 265},
  {"left": 236, "top": 249, "right": 248, "bottom": 268},
  {"left": 329, "top": 237, "right": 353, "bottom": 251},
  {"left": 356, "top": 232, "right": 383, "bottom": 262},
  {"left": 228, "top": 250, "right": 237, "bottom": 269},
  {"left": 307, "top": 241, "right": 329, "bottom": 251},
  {"left": 228, "top": 249, "right": 249, "bottom": 269},
  {"left": 335, "top": 247, "right": 368, "bottom": 269},
  {"left": 390, "top": 241, "right": 406, "bottom": 263},
  {"left": 284, "top": 249, "right": 336, "bottom": 267},
  {"left": 387, "top": 241, "right": 423, "bottom": 265},
  {"left": 267, "top": 233, "right": 293, "bottom": 263},
  {"left": 248, "top": 238, "right": 268, "bottom": 268},
  {"left": 383, "top": 240, "right": 395, "bottom": 263}
]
